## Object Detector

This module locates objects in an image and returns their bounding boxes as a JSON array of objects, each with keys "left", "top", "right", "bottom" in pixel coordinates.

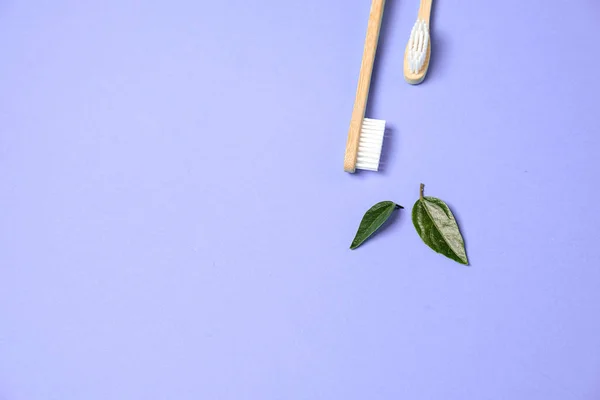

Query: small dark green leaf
[
  {"left": 412, "top": 184, "right": 469, "bottom": 265},
  {"left": 350, "top": 201, "right": 403, "bottom": 249}
]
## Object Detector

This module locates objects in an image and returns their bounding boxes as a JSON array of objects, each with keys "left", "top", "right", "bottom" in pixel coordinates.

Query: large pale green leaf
[
  {"left": 350, "top": 201, "right": 403, "bottom": 249},
  {"left": 412, "top": 184, "right": 469, "bottom": 265}
]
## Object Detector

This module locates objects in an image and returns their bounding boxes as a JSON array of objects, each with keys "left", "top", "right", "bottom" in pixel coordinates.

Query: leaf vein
[{"left": 421, "top": 199, "right": 460, "bottom": 259}]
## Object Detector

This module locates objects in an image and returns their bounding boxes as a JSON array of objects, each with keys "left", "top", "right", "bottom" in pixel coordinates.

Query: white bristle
[
  {"left": 407, "top": 19, "right": 429, "bottom": 74},
  {"left": 356, "top": 117, "right": 385, "bottom": 171}
]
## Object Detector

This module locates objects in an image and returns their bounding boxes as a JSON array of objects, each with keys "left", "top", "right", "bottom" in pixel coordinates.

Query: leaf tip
[{"left": 349, "top": 238, "right": 363, "bottom": 250}]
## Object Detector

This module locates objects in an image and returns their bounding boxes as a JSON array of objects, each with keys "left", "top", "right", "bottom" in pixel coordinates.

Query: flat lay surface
[{"left": 1, "top": 0, "right": 600, "bottom": 399}]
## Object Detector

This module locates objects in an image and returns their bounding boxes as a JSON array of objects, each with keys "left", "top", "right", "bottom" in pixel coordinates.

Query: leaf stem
[{"left": 420, "top": 183, "right": 425, "bottom": 200}]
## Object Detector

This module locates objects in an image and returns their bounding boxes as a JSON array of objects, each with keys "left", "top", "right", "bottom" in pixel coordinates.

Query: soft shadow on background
[
  {"left": 365, "top": 0, "right": 400, "bottom": 118},
  {"left": 377, "top": 126, "right": 396, "bottom": 174},
  {"left": 424, "top": 0, "right": 449, "bottom": 82}
]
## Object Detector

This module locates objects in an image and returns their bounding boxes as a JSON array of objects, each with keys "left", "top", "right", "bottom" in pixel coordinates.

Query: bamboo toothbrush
[
  {"left": 404, "top": 0, "right": 433, "bottom": 84},
  {"left": 344, "top": 0, "right": 387, "bottom": 173}
]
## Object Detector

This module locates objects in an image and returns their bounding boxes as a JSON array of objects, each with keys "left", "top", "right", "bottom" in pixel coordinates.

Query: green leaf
[
  {"left": 350, "top": 201, "right": 403, "bottom": 249},
  {"left": 411, "top": 184, "right": 469, "bottom": 265}
]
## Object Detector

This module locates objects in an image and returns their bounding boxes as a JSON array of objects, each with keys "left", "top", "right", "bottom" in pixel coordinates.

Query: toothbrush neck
[{"left": 418, "top": 0, "right": 433, "bottom": 23}]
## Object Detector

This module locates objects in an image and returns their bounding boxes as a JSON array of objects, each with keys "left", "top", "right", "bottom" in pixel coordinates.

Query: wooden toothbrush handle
[
  {"left": 344, "top": 0, "right": 386, "bottom": 173},
  {"left": 418, "top": 0, "right": 433, "bottom": 22}
]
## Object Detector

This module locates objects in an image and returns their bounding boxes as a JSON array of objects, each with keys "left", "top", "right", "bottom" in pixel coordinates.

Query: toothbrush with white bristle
[
  {"left": 344, "top": 0, "right": 387, "bottom": 173},
  {"left": 404, "top": 0, "right": 433, "bottom": 85}
]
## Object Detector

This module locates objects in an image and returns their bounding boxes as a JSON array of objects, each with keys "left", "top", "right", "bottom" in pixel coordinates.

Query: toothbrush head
[
  {"left": 404, "top": 19, "right": 431, "bottom": 85},
  {"left": 344, "top": 117, "right": 386, "bottom": 172},
  {"left": 351, "top": 117, "right": 386, "bottom": 172}
]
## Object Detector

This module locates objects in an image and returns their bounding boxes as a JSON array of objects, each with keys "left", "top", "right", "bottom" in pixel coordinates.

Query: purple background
[{"left": 1, "top": 0, "right": 600, "bottom": 399}]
